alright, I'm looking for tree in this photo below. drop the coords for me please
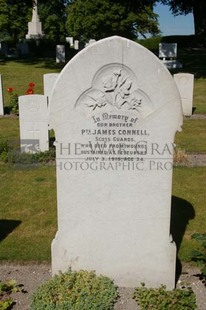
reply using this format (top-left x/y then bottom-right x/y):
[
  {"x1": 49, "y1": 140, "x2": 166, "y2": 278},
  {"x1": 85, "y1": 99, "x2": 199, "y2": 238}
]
[
  {"x1": 66, "y1": 0, "x2": 160, "y2": 42},
  {"x1": 0, "y1": 0, "x2": 69, "y2": 43},
  {"x1": 160, "y1": 0, "x2": 206, "y2": 39},
  {"x1": 0, "y1": 0, "x2": 33, "y2": 42},
  {"x1": 38, "y1": 0, "x2": 68, "y2": 43}
]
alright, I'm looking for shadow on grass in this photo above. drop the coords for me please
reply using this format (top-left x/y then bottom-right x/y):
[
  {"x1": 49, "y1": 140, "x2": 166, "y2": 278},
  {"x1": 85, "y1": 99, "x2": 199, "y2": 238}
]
[
  {"x1": 0, "y1": 219, "x2": 21, "y2": 242},
  {"x1": 0, "y1": 50, "x2": 78, "y2": 70},
  {"x1": 170, "y1": 196, "x2": 195, "y2": 282}
]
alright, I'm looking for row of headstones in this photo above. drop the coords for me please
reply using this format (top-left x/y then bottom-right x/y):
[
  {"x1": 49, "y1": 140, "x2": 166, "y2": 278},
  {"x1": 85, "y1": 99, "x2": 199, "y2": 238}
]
[
  {"x1": 0, "y1": 41, "x2": 30, "y2": 57},
  {"x1": 56, "y1": 39, "x2": 96, "y2": 63},
  {"x1": 0, "y1": 38, "x2": 95, "y2": 63}
]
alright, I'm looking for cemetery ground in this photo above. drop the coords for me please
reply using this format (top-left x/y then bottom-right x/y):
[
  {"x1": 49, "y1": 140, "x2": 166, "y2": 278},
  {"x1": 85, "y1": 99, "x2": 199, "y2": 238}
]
[{"x1": 0, "y1": 48, "x2": 206, "y2": 309}]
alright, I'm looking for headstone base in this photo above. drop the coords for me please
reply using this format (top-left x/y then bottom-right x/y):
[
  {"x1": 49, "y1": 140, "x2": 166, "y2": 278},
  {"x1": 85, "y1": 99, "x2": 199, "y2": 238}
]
[
  {"x1": 161, "y1": 60, "x2": 183, "y2": 69},
  {"x1": 52, "y1": 232, "x2": 176, "y2": 289}
]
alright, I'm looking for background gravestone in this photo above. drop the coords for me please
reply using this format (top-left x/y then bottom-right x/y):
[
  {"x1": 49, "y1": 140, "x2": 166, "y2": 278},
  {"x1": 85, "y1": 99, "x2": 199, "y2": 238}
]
[
  {"x1": 49, "y1": 36, "x2": 183, "y2": 289},
  {"x1": 66, "y1": 37, "x2": 74, "y2": 47},
  {"x1": 26, "y1": 0, "x2": 44, "y2": 39},
  {"x1": 56, "y1": 45, "x2": 65, "y2": 63},
  {"x1": 174, "y1": 73, "x2": 194, "y2": 116},
  {"x1": 159, "y1": 43, "x2": 177, "y2": 60},
  {"x1": 0, "y1": 75, "x2": 4, "y2": 115},
  {"x1": 85, "y1": 39, "x2": 96, "y2": 47},
  {"x1": 43, "y1": 73, "x2": 59, "y2": 100},
  {"x1": 19, "y1": 94, "x2": 49, "y2": 153},
  {"x1": 159, "y1": 43, "x2": 182, "y2": 69},
  {"x1": 74, "y1": 40, "x2": 79, "y2": 50}
]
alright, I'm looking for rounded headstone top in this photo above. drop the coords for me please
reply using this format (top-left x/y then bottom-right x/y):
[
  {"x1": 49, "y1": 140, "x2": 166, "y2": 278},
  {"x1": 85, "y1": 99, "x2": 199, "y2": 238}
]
[{"x1": 49, "y1": 36, "x2": 182, "y2": 133}]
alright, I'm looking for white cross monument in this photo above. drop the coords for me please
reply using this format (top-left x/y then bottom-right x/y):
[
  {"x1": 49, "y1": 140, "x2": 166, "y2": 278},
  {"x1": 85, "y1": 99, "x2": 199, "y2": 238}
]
[{"x1": 26, "y1": 0, "x2": 44, "y2": 40}]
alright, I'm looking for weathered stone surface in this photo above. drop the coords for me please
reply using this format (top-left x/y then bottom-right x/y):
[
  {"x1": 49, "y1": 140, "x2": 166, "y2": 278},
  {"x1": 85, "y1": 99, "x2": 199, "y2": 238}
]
[
  {"x1": 19, "y1": 94, "x2": 49, "y2": 153},
  {"x1": 43, "y1": 73, "x2": 59, "y2": 99},
  {"x1": 174, "y1": 73, "x2": 194, "y2": 116},
  {"x1": 49, "y1": 36, "x2": 183, "y2": 289},
  {"x1": 56, "y1": 45, "x2": 65, "y2": 63}
]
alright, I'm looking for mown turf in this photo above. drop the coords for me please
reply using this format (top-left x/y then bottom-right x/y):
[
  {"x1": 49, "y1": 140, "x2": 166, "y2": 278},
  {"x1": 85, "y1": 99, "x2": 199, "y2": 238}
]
[
  {"x1": 175, "y1": 119, "x2": 206, "y2": 153},
  {"x1": 0, "y1": 164, "x2": 57, "y2": 261},
  {"x1": 0, "y1": 58, "x2": 61, "y2": 107},
  {"x1": 172, "y1": 166, "x2": 206, "y2": 261},
  {"x1": 0, "y1": 164, "x2": 205, "y2": 262}
]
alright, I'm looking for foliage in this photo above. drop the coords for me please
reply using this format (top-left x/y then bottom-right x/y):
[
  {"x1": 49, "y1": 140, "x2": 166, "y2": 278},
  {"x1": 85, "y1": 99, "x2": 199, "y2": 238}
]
[
  {"x1": 30, "y1": 269, "x2": 118, "y2": 310},
  {"x1": 0, "y1": 0, "x2": 69, "y2": 44},
  {"x1": 0, "y1": 0, "x2": 33, "y2": 42},
  {"x1": 0, "y1": 143, "x2": 55, "y2": 165},
  {"x1": 160, "y1": 0, "x2": 206, "y2": 42},
  {"x1": 0, "y1": 134, "x2": 55, "y2": 164},
  {"x1": 7, "y1": 88, "x2": 18, "y2": 114},
  {"x1": 0, "y1": 59, "x2": 61, "y2": 107},
  {"x1": 38, "y1": 0, "x2": 68, "y2": 43},
  {"x1": 66, "y1": 0, "x2": 160, "y2": 42},
  {"x1": 0, "y1": 279, "x2": 23, "y2": 310},
  {"x1": 32, "y1": 149, "x2": 56, "y2": 163},
  {"x1": 133, "y1": 283, "x2": 197, "y2": 309},
  {"x1": 8, "y1": 149, "x2": 55, "y2": 165},
  {"x1": 0, "y1": 140, "x2": 9, "y2": 162},
  {"x1": 137, "y1": 35, "x2": 161, "y2": 51},
  {"x1": 7, "y1": 82, "x2": 35, "y2": 114},
  {"x1": 190, "y1": 233, "x2": 206, "y2": 282},
  {"x1": 161, "y1": 35, "x2": 198, "y2": 48}
]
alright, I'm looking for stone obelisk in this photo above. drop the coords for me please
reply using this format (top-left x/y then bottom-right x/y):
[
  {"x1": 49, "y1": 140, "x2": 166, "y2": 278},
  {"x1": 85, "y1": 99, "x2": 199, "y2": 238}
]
[{"x1": 26, "y1": 0, "x2": 44, "y2": 39}]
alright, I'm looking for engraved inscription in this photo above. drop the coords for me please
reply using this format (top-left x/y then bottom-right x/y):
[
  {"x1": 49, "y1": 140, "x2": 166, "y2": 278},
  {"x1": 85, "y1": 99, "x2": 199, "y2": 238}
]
[{"x1": 27, "y1": 101, "x2": 40, "y2": 112}]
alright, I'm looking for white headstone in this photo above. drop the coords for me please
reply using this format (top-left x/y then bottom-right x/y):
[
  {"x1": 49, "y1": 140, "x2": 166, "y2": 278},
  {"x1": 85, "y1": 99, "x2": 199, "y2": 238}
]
[
  {"x1": 159, "y1": 43, "x2": 182, "y2": 69},
  {"x1": 85, "y1": 39, "x2": 96, "y2": 48},
  {"x1": 74, "y1": 40, "x2": 79, "y2": 50},
  {"x1": 159, "y1": 43, "x2": 177, "y2": 59},
  {"x1": 0, "y1": 75, "x2": 4, "y2": 115},
  {"x1": 56, "y1": 45, "x2": 65, "y2": 63},
  {"x1": 43, "y1": 73, "x2": 59, "y2": 99},
  {"x1": 49, "y1": 36, "x2": 183, "y2": 289},
  {"x1": 19, "y1": 95, "x2": 49, "y2": 153},
  {"x1": 66, "y1": 37, "x2": 74, "y2": 46},
  {"x1": 174, "y1": 73, "x2": 194, "y2": 116}
]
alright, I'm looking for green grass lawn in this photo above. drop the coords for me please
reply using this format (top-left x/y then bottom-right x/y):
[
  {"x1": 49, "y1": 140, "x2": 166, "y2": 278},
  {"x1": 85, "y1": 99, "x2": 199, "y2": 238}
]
[
  {"x1": 0, "y1": 164, "x2": 57, "y2": 261},
  {"x1": 0, "y1": 163, "x2": 205, "y2": 263},
  {"x1": 175, "y1": 119, "x2": 206, "y2": 153},
  {"x1": 0, "y1": 117, "x2": 19, "y2": 141},
  {"x1": 193, "y1": 78, "x2": 206, "y2": 114},
  {"x1": 0, "y1": 58, "x2": 61, "y2": 107},
  {"x1": 172, "y1": 166, "x2": 206, "y2": 261}
]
